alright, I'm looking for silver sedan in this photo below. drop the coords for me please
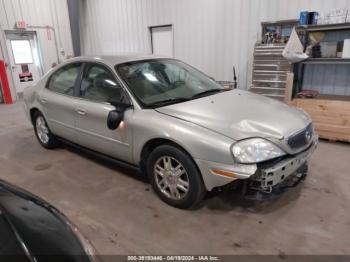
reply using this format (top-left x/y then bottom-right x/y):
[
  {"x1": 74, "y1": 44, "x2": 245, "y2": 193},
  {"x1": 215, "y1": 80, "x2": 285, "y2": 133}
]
[{"x1": 24, "y1": 55, "x2": 317, "y2": 209}]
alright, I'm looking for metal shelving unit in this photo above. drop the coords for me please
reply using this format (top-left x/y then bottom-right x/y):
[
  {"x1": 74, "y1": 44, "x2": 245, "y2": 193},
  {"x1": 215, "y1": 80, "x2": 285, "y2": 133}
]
[
  {"x1": 300, "y1": 58, "x2": 350, "y2": 64},
  {"x1": 292, "y1": 22, "x2": 350, "y2": 142},
  {"x1": 296, "y1": 23, "x2": 350, "y2": 96},
  {"x1": 297, "y1": 22, "x2": 350, "y2": 32}
]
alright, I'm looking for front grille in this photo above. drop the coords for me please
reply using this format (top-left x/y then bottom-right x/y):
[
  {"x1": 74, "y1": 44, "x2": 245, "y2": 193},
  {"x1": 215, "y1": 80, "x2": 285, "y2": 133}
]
[{"x1": 288, "y1": 123, "x2": 313, "y2": 150}]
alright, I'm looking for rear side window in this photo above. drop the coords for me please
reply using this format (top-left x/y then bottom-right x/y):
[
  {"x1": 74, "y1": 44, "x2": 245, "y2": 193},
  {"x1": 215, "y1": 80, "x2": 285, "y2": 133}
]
[{"x1": 47, "y1": 63, "x2": 81, "y2": 95}]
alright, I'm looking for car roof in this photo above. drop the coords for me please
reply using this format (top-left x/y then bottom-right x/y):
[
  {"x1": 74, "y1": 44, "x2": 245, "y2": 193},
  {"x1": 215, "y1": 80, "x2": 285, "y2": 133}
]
[{"x1": 67, "y1": 53, "x2": 170, "y2": 67}]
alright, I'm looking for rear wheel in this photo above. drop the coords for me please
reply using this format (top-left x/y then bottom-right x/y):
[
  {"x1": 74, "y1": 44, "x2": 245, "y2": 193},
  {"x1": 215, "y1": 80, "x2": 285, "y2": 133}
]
[
  {"x1": 33, "y1": 111, "x2": 59, "y2": 149},
  {"x1": 147, "y1": 145, "x2": 206, "y2": 209}
]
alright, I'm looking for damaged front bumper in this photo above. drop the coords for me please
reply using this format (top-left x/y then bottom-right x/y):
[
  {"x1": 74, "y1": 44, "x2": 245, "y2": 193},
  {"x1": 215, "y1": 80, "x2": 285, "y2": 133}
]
[
  {"x1": 251, "y1": 138, "x2": 317, "y2": 192},
  {"x1": 196, "y1": 136, "x2": 317, "y2": 192},
  {"x1": 244, "y1": 163, "x2": 309, "y2": 200}
]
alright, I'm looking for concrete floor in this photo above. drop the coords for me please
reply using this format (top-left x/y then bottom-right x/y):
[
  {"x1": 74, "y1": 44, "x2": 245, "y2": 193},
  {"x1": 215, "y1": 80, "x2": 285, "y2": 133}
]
[{"x1": 0, "y1": 102, "x2": 350, "y2": 255}]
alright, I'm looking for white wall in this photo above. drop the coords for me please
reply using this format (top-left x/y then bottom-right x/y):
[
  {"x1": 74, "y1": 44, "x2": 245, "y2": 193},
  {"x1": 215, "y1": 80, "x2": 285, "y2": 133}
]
[
  {"x1": 81, "y1": 0, "x2": 350, "y2": 89},
  {"x1": 0, "y1": 0, "x2": 73, "y2": 100}
]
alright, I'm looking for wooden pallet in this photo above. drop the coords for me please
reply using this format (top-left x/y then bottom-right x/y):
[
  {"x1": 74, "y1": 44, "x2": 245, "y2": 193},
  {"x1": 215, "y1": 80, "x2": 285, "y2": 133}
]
[{"x1": 290, "y1": 97, "x2": 350, "y2": 142}]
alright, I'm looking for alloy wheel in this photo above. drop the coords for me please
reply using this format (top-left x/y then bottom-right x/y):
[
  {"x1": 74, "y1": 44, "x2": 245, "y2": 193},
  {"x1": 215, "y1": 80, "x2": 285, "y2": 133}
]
[
  {"x1": 36, "y1": 116, "x2": 49, "y2": 144},
  {"x1": 154, "y1": 156, "x2": 190, "y2": 200}
]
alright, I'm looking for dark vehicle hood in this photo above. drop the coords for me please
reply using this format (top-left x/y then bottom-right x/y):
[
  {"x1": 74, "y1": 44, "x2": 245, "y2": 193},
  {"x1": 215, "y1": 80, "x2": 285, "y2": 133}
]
[
  {"x1": 156, "y1": 89, "x2": 311, "y2": 141},
  {"x1": 0, "y1": 179, "x2": 94, "y2": 262}
]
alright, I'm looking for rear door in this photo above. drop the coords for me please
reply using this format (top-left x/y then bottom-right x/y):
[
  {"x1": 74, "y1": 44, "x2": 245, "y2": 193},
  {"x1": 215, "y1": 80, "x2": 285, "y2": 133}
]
[
  {"x1": 39, "y1": 63, "x2": 83, "y2": 141},
  {"x1": 74, "y1": 62, "x2": 133, "y2": 163}
]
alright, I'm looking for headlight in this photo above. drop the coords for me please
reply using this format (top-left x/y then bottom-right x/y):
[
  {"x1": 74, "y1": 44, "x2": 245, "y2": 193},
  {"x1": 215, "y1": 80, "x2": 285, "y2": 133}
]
[{"x1": 232, "y1": 138, "x2": 286, "y2": 164}]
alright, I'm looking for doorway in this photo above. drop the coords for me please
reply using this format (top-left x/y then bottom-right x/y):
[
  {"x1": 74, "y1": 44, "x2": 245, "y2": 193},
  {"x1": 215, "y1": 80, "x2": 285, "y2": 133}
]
[
  {"x1": 150, "y1": 25, "x2": 174, "y2": 57},
  {"x1": 5, "y1": 31, "x2": 43, "y2": 94}
]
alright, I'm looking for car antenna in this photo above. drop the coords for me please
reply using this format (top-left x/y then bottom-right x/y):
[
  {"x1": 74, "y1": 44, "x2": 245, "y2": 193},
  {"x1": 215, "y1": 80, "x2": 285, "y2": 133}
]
[{"x1": 233, "y1": 66, "x2": 237, "y2": 89}]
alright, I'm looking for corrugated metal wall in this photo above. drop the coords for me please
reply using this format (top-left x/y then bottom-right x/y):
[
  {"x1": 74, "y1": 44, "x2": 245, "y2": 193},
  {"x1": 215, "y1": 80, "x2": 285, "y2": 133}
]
[
  {"x1": 81, "y1": 0, "x2": 350, "y2": 89},
  {"x1": 0, "y1": 0, "x2": 73, "y2": 99}
]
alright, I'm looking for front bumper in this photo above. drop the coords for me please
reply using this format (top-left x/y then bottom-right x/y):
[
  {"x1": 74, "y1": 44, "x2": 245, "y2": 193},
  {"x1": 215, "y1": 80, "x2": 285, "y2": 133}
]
[
  {"x1": 253, "y1": 137, "x2": 317, "y2": 189},
  {"x1": 195, "y1": 136, "x2": 318, "y2": 191}
]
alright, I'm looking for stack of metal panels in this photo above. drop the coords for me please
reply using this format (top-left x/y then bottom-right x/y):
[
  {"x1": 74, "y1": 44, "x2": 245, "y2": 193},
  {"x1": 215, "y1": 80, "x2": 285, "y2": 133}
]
[{"x1": 250, "y1": 43, "x2": 292, "y2": 100}]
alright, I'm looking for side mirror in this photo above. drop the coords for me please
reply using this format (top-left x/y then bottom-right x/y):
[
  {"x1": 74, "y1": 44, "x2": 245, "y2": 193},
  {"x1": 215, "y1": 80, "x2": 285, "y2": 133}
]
[
  {"x1": 107, "y1": 110, "x2": 123, "y2": 130},
  {"x1": 107, "y1": 103, "x2": 132, "y2": 130}
]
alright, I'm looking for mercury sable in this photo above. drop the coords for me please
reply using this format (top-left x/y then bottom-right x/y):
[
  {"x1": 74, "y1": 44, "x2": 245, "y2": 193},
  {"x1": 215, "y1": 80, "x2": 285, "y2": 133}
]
[{"x1": 23, "y1": 55, "x2": 318, "y2": 209}]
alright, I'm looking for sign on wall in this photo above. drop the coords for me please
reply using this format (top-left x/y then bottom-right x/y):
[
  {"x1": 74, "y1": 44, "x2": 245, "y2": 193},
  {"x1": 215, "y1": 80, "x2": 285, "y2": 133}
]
[{"x1": 15, "y1": 21, "x2": 27, "y2": 29}]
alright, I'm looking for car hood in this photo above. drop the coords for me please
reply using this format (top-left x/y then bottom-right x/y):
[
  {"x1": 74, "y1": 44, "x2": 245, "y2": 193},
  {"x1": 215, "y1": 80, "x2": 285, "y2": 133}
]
[{"x1": 156, "y1": 89, "x2": 311, "y2": 141}]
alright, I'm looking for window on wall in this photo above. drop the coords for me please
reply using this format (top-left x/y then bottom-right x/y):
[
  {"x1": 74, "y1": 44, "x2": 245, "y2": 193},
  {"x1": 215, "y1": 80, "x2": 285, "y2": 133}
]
[
  {"x1": 10, "y1": 40, "x2": 34, "y2": 64},
  {"x1": 47, "y1": 63, "x2": 82, "y2": 95}
]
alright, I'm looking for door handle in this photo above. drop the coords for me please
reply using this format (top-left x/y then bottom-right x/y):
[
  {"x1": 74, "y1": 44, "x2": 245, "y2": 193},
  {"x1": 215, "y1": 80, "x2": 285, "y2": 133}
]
[{"x1": 76, "y1": 108, "x2": 86, "y2": 115}]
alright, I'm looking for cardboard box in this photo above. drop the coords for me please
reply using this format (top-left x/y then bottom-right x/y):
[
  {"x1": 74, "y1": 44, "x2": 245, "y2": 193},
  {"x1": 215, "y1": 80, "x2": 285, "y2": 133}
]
[
  {"x1": 328, "y1": 15, "x2": 347, "y2": 24},
  {"x1": 342, "y1": 39, "x2": 350, "y2": 58},
  {"x1": 330, "y1": 8, "x2": 348, "y2": 16},
  {"x1": 320, "y1": 42, "x2": 337, "y2": 58},
  {"x1": 318, "y1": 8, "x2": 349, "y2": 24},
  {"x1": 346, "y1": 8, "x2": 350, "y2": 22}
]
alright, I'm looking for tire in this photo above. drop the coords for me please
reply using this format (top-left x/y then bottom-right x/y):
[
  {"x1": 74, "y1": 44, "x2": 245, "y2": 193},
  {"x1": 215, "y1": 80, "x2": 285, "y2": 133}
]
[
  {"x1": 33, "y1": 111, "x2": 59, "y2": 149},
  {"x1": 147, "y1": 144, "x2": 206, "y2": 209}
]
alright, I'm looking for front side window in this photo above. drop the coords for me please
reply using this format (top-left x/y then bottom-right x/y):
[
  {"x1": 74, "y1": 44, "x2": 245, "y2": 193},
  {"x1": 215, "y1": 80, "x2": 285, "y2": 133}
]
[
  {"x1": 116, "y1": 59, "x2": 225, "y2": 107},
  {"x1": 47, "y1": 63, "x2": 81, "y2": 95},
  {"x1": 80, "y1": 64, "x2": 126, "y2": 104}
]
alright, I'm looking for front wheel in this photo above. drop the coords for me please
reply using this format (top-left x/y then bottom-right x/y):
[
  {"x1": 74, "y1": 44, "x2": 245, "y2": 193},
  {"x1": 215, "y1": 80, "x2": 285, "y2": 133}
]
[
  {"x1": 147, "y1": 145, "x2": 206, "y2": 209},
  {"x1": 33, "y1": 111, "x2": 59, "y2": 149}
]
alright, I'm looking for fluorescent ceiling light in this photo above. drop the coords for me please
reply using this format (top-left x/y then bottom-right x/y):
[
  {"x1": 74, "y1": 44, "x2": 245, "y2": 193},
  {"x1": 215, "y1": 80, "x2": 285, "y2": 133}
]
[
  {"x1": 144, "y1": 73, "x2": 158, "y2": 82},
  {"x1": 105, "y1": 79, "x2": 117, "y2": 86}
]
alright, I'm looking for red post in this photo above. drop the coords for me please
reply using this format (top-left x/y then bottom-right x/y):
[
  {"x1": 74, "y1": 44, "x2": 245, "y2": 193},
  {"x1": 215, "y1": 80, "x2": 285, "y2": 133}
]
[{"x1": 0, "y1": 60, "x2": 13, "y2": 104}]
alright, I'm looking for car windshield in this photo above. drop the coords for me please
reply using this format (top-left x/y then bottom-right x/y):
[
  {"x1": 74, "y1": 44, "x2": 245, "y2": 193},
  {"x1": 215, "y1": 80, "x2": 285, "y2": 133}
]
[{"x1": 115, "y1": 59, "x2": 226, "y2": 107}]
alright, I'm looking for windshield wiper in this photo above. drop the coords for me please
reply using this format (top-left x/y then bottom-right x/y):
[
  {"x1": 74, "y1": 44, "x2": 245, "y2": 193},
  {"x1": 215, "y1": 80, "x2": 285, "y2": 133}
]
[
  {"x1": 190, "y1": 89, "x2": 225, "y2": 99},
  {"x1": 147, "y1": 97, "x2": 190, "y2": 107},
  {"x1": 147, "y1": 89, "x2": 225, "y2": 107}
]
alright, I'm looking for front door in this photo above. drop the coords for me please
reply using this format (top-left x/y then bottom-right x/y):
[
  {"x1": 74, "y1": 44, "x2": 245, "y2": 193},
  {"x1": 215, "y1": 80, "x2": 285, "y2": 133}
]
[
  {"x1": 5, "y1": 31, "x2": 42, "y2": 94},
  {"x1": 74, "y1": 63, "x2": 133, "y2": 163}
]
